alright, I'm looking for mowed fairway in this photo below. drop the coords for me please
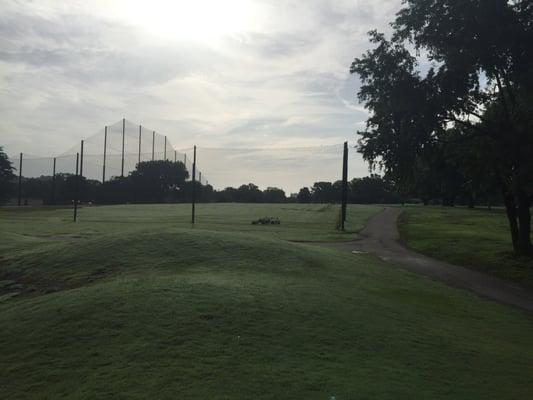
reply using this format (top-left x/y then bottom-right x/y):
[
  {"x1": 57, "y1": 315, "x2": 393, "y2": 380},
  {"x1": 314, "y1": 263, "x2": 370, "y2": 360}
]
[
  {"x1": 399, "y1": 206, "x2": 533, "y2": 289},
  {"x1": 1, "y1": 204, "x2": 533, "y2": 399}
]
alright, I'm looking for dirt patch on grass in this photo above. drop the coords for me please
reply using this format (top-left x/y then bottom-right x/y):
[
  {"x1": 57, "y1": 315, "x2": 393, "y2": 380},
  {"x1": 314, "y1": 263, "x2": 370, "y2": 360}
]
[{"x1": 0, "y1": 265, "x2": 117, "y2": 301}]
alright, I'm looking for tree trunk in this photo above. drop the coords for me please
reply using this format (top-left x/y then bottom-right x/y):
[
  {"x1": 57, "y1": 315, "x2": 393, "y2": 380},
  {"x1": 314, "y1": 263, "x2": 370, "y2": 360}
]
[
  {"x1": 517, "y1": 189, "x2": 532, "y2": 255},
  {"x1": 503, "y1": 189, "x2": 532, "y2": 255},
  {"x1": 503, "y1": 191, "x2": 520, "y2": 252}
]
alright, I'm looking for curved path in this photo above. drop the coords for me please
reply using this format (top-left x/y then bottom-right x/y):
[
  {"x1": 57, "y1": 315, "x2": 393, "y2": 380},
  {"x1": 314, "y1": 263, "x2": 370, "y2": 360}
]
[{"x1": 317, "y1": 207, "x2": 533, "y2": 313}]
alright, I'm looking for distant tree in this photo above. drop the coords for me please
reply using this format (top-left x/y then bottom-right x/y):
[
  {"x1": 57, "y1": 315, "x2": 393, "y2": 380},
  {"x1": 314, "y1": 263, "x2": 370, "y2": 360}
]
[
  {"x1": 311, "y1": 181, "x2": 336, "y2": 203},
  {"x1": 296, "y1": 187, "x2": 312, "y2": 203},
  {"x1": 0, "y1": 147, "x2": 16, "y2": 204},
  {"x1": 97, "y1": 176, "x2": 130, "y2": 204},
  {"x1": 217, "y1": 187, "x2": 239, "y2": 202},
  {"x1": 263, "y1": 187, "x2": 286, "y2": 203},
  {"x1": 129, "y1": 160, "x2": 188, "y2": 203},
  {"x1": 236, "y1": 183, "x2": 263, "y2": 203},
  {"x1": 350, "y1": 174, "x2": 401, "y2": 204}
]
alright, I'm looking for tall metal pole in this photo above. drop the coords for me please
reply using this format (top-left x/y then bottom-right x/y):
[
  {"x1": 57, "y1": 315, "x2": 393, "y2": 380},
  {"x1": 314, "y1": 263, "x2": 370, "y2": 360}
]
[
  {"x1": 74, "y1": 153, "x2": 79, "y2": 222},
  {"x1": 152, "y1": 131, "x2": 155, "y2": 161},
  {"x1": 174, "y1": 150, "x2": 177, "y2": 162},
  {"x1": 138, "y1": 125, "x2": 142, "y2": 165},
  {"x1": 80, "y1": 140, "x2": 84, "y2": 178},
  {"x1": 17, "y1": 153, "x2": 22, "y2": 206},
  {"x1": 121, "y1": 118, "x2": 125, "y2": 177},
  {"x1": 184, "y1": 153, "x2": 187, "y2": 166},
  {"x1": 51, "y1": 157, "x2": 56, "y2": 205},
  {"x1": 102, "y1": 126, "x2": 107, "y2": 183},
  {"x1": 341, "y1": 141, "x2": 349, "y2": 230},
  {"x1": 164, "y1": 136, "x2": 167, "y2": 160},
  {"x1": 191, "y1": 145, "x2": 196, "y2": 224}
]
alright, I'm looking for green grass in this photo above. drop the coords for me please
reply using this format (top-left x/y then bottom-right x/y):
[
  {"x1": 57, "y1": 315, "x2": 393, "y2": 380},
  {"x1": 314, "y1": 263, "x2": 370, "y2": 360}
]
[
  {"x1": 398, "y1": 206, "x2": 533, "y2": 289},
  {"x1": 1, "y1": 204, "x2": 533, "y2": 399},
  {"x1": 0, "y1": 203, "x2": 381, "y2": 252}
]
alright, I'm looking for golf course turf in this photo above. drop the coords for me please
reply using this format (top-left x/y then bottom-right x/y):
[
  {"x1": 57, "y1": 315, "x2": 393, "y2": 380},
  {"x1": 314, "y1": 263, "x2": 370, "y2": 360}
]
[
  {"x1": 399, "y1": 206, "x2": 533, "y2": 289},
  {"x1": 1, "y1": 204, "x2": 532, "y2": 399}
]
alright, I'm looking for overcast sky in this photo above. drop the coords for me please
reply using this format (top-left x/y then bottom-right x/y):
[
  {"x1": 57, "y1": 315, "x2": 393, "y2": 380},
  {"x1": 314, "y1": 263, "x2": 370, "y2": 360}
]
[{"x1": 0, "y1": 0, "x2": 401, "y2": 190}]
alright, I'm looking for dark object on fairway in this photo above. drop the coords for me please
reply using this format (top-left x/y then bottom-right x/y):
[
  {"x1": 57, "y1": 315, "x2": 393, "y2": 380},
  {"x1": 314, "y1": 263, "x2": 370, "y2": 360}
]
[{"x1": 252, "y1": 217, "x2": 280, "y2": 225}]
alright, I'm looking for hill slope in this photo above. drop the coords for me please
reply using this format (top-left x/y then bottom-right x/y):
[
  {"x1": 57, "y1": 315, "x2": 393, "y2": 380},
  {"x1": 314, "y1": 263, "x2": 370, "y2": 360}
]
[{"x1": 1, "y1": 226, "x2": 533, "y2": 399}]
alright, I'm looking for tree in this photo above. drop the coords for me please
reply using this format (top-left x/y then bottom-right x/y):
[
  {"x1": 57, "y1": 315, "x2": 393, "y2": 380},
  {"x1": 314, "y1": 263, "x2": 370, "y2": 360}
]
[
  {"x1": 129, "y1": 160, "x2": 188, "y2": 203},
  {"x1": 296, "y1": 187, "x2": 312, "y2": 203},
  {"x1": 350, "y1": 174, "x2": 401, "y2": 204},
  {"x1": 0, "y1": 147, "x2": 15, "y2": 204},
  {"x1": 235, "y1": 183, "x2": 263, "y2": 203},
  {"x1": 263, "y1": 187, "x2": 286, "y2": 203},
  {"x1": 351, "y1": 1, "x2": 533, "y2": 254},
  {"x1": 311, "y1": 181, "x2": 336, "y2": 203}
]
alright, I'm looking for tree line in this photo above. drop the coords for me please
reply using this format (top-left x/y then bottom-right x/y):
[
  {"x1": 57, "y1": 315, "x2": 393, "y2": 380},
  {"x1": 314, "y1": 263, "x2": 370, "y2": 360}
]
[
  {"x1": 1, "y1": 148, "x2": 406, "y2": 205},
  {"x1": 351, "y1": 0, "x2": 533, "y2": 254},
  {"x1": 1, "y1": 145, "x2": 508, "y2": 206}
]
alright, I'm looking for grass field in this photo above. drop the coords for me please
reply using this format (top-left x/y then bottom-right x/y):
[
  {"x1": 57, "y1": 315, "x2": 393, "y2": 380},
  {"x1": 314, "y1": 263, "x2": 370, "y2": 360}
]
[
  {"x1": 1, "y1": 203, "x2": 533, "y2": 399},
  {"x1": 398, "y1": 206, "x2": 533, "y2": 289}
]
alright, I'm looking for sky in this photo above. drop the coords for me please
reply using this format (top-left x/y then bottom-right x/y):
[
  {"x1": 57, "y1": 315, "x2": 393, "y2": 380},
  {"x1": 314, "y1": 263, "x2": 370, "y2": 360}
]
[{"x1": 0, "y1": 0, "x2": 401, "y2": 191}]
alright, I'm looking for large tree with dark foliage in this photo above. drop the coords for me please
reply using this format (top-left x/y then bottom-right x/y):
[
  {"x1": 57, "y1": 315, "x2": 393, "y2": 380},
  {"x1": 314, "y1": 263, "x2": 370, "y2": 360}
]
[
  {"x1": 0, "y1": 147, "x2": 15, "y2": 204},
  {"x1": 351, "y1": 0, "x2": 533, "y2": 254},
  {"x1": 129, "y1": 160, "x2": 188, "y2": 203},
  {"x1": 296, "y1": 187, "x2": 312, "y2": 203}
]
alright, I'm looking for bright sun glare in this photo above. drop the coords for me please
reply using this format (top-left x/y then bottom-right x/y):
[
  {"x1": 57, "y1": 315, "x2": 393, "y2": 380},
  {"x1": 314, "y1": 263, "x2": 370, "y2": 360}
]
[{"x1": 120, "y1": 0, "x2": 259, "y2": 42}]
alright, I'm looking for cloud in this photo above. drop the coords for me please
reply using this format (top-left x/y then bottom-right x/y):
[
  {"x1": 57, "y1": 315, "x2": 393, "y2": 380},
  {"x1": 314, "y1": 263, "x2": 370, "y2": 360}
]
[{"x1": 0, "y1": 0, "x2": 402, "y2": 189}]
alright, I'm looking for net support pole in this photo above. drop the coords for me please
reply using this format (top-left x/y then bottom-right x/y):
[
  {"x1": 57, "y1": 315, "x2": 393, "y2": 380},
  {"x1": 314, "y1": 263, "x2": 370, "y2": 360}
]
[
  {"x1": 80, "y1": 140, "x2": 84, "y2": 178},
  {"x1": 17, "y1": 152, "x2": 22, "y2": 206},
  {"x1": 80, "y1": 140, "x2": 84, "y2": 202},
  {"x1": 138, "y1": 125, "x2": 142, "y2": 165},
  {"x1": 121, "y1": 118, "x2": 125, "y2": 177},
  {"x1": 51, "y1": 157, "x2": 56, "y2": 205},
  {"x1": 102, "y1": 126, "x2": 107, "y2": 183},
  {"x1": 74, "y1": 153, "x2": 79, "y2": 222},
  {"x1": 174, "y1": 150, "x2": 177, "y2": 162},
  {"x1": 164, "y1": 136, "x2": 167, "y2": 160},
  {"x1": 191, "y1": 145, "x2": 196, "y2": 224},
  {"x1": 152, "y1": 131, "x2": 155, "y2": 161},
  {"x1": 341, "y1": 141, "x2": 349, "y2": 230}
]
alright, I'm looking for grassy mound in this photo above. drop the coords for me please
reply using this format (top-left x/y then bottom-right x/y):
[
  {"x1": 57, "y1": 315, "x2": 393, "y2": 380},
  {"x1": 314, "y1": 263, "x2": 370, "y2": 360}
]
[{"x1": 2, "y1": 228, "x2": 533, "y2": 399}]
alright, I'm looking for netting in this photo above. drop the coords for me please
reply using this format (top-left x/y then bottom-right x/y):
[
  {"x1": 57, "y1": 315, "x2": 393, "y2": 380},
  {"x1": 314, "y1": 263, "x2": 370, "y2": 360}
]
[
  {"x1": 8, "y1": 118, "x2": 367, "y2": 198},
  {"x1": 193, "y1": 145, "x2": 362, "y2": 193},
  {"x1": 10, "y1": 119, "x2": 208, "y2": 186}
]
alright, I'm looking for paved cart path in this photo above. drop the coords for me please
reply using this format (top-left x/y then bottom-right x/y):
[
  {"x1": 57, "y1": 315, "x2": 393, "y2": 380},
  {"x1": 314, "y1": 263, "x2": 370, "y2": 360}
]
[{"x1": 316, "y1": 207, "x2": 533, "y2": 313}]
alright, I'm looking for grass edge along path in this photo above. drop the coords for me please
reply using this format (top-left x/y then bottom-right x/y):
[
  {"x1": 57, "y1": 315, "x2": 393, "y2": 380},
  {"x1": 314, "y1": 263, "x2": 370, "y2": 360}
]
[{"x1": 398, "y1": 206, "x2": 533, "y2": 290}]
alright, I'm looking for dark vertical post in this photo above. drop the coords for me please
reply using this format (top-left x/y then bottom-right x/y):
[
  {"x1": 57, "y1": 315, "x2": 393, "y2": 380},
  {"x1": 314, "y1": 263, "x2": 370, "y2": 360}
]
[
  {"x1": 191, "y1": 145, "x2": 196, "y2": 224},
  {"x1": 199, "y1": 171, "x2": 202, "y2": 183},
  {"x1": 341, "y1": 141, "x2": 349, "y2": 230},
  {"x1": 138, "y1": 125, "x2": 142, "y2": 165},
  {"x1": 80, "y1": 140, "x2": 84, "y2": 178},
  {"x1": 102, "y1": 126, "x2": 107, "y2": 183},
  {"x1": 121, "y1": 118, "x2": 125, "y2": 177},
  {"x1": 152, "y1": 131, "x2": 155, "y2": 161},
  {"x1": 17, "y1": 153, "x2": 23, "y2": 206},
  {"x1": 79, "y1": 140, "x2": 84, "y2": 202},
  {"x1": 51, "y1": 157, "x2": 56, "y2": 205},
  {"x1": 164, "y1": 136, "x2": 167, "y2": 160},
  {"x1": 184, "y1": 153, "x2": 187, "y2": 165},
  {"x1": 174, "y1": 150, "x2": 177, "y2": 162},
  {"x1": 74, "y1": 153, "x2": 79, "y2": 222}
]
